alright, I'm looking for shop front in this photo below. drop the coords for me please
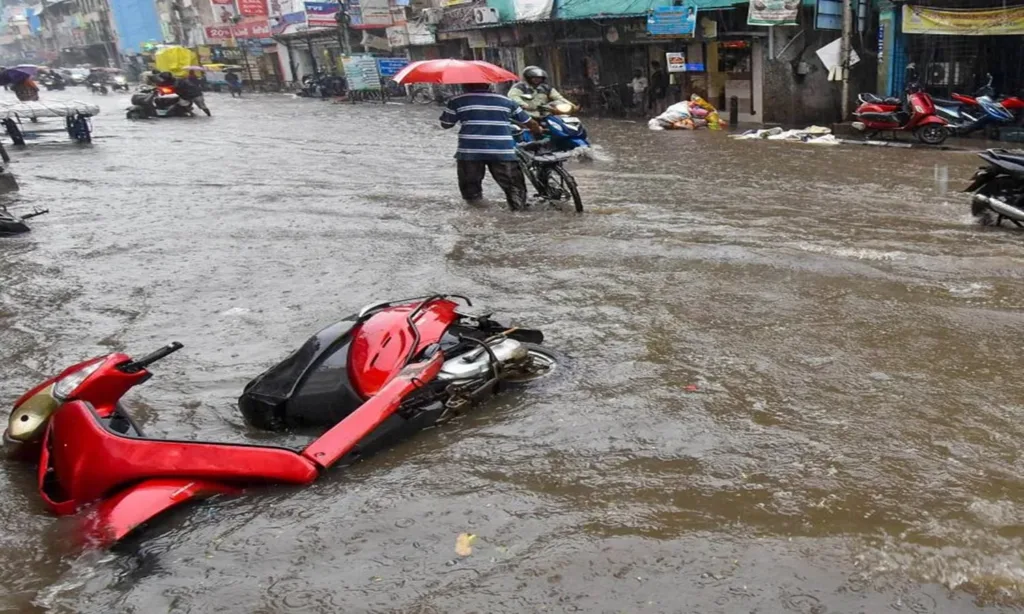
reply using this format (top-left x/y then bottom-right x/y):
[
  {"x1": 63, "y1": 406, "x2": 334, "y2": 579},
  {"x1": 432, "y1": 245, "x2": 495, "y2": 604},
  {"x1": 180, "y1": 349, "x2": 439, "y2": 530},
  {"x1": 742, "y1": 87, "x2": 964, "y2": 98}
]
[{"x1": 883, "y1": 3, "x2": 1024, "y2": 98}]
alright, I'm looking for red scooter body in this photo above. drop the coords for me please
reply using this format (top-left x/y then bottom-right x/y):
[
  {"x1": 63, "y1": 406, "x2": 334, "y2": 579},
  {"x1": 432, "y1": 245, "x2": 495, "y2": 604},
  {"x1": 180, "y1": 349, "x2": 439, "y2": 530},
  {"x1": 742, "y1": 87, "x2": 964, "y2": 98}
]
[
  {"x1": 853, "y1": 89, "x2": 948, "y2": 145},
  {"x1": 21, "y1": 295, "x2": 555, "y2": 547}
]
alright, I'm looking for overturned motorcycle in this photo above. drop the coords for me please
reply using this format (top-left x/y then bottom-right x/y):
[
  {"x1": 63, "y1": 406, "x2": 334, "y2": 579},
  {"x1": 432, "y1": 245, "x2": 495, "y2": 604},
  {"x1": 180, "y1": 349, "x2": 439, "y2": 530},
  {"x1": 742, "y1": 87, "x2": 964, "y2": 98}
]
[
  {"x1": 965, "y1": 148, "x2": 1024, "y2": 227},
  {"x1": 5, "y1": 295, "x2": 558, "y2": 547}
]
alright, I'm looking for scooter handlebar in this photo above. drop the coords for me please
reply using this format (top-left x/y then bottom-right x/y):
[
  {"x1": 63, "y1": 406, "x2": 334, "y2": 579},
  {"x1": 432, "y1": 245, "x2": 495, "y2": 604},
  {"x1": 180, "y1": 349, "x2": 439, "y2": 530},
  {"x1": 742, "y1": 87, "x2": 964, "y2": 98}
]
[{"x1": 119, "y1": 342, "x2": 183, "y2": 373}]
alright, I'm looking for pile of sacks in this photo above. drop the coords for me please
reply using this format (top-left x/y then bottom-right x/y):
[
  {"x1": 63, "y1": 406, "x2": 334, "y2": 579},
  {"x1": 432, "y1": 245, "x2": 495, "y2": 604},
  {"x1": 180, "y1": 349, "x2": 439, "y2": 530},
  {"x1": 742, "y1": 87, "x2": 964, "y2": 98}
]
[{"x1": 648, "y1": 95, "x2": 728, "y2": 131}]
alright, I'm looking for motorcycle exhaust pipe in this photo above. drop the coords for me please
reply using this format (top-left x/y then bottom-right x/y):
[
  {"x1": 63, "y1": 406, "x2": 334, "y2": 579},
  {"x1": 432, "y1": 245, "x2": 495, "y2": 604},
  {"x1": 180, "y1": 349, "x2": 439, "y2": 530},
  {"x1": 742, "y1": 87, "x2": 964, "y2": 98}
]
[{"x1": 973, "y1": 193, "x2": 1024, "y2": 221}]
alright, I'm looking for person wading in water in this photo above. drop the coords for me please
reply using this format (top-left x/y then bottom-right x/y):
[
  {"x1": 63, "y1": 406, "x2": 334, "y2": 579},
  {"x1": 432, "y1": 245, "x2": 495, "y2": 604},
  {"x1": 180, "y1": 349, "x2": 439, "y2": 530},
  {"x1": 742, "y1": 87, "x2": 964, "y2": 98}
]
[{"x1": 439, "y1": 82, "x2": 542, "y2": 210}]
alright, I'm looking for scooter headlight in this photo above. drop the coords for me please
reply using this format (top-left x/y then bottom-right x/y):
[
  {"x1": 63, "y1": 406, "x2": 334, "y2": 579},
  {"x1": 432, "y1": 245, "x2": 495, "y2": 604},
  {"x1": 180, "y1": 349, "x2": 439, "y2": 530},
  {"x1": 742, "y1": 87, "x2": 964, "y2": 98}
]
[
  {"x1": 7, "y1": 384, "x2": 60, "y2": 442},
  {"x1": 52, "y1": 361, "x2": 102, "y2": 401}
]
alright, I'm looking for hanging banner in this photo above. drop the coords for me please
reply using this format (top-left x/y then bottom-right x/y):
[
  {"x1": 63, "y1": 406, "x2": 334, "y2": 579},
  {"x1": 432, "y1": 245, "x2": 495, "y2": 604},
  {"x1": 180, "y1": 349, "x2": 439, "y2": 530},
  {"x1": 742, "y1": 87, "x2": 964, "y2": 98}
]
[
  {"x1": 406, "y1": 19, "x2": 435, "y2": 45},
  {"x1": 385, "y1": 24, "x2": 409, "y2": 47},
  {"x1": 901, "y1": 5, "x2": 1024, "y2": 35},
  {"x1": 748, "y1": 0, "x2": 799, "y2": 26},
  {"x1": 514, "y1": 0, "x2": 553, "y2": 21},
  {"x1": 647, "y1": 4, "x2": 698, "y2": 37},
  {"x1": 238, "y1": 0, "x2": 268, "y2": 17},
  {"x1": 272, "y1": 11, "x2": 306, "y2": 34},
  {"x1": 304, "y1": 1, "x2": 339, "y2": 27}
]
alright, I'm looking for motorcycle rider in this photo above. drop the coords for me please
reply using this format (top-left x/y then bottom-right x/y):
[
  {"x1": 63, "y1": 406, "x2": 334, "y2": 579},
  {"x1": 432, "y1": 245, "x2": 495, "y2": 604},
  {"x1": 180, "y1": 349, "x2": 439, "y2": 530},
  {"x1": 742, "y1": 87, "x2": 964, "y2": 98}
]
[
  {"x1": 507, "y1": 66, "x2": 573, "y2": 118},
  {"x1": 158, "y1": 71, "x2": 211, "y2": 116}
]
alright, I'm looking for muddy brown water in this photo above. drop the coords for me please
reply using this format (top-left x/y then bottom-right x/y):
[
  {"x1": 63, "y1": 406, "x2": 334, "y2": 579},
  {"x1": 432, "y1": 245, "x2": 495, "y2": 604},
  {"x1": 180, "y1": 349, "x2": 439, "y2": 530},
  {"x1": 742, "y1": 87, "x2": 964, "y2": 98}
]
[{"x1": 1, "y1": 91, "x2": 1022, "y2": 613}]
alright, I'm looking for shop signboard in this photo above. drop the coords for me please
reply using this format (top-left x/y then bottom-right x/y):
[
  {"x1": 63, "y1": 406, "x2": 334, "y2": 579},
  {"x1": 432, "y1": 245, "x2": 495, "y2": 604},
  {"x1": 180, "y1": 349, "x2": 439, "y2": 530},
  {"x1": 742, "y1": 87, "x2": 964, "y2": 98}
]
[
  {"x1": 377, "y1": 57, "x2": 409, "y2": 78},
  {"x1": 343, "y1": 54, "x2": 381, "y2": 90},
  {"x1": 514, "y1": 0, "x2": 553, "y2": 21},
  {"x1": 205, "y1": 26, "x2": 232, "y2": 40},
  {"x1": 305, "y1": 2, "x2": 340, "y2": 27},
  {"x1": 358, "y1": 0, "x2": 393, "y2": 27},
  {"x1": 647, "y1": 5, "x2": 698, "y2": 37},
  {"x1": 239, "y1": 0, "x2": 268, "y2": 17},
  {"x1": 232, "y1": 19, "x2": 271, "y2": 38},
  {"x1": 901, "y1": 4, "x2": 1024, "y2": 35},
  {"x1": 748, "y1": 0, "x2": 799, "y2": 27},
  {"x1": 666, "y1": 52, "x2": 686, "y2": 73}
]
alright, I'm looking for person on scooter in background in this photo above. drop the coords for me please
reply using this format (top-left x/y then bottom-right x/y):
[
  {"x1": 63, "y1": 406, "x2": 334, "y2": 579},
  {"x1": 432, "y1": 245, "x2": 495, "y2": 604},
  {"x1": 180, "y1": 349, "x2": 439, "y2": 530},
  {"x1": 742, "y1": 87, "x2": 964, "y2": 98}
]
[
  {"x1": 158, "y1": 71, "x2": 212, "y2": 116},
  {"x1": 439, "y1": 82, "x2": 543, "y2": 210},
  {"x1": 507, "y1": 66, "x2": 574, "y2": 119}
]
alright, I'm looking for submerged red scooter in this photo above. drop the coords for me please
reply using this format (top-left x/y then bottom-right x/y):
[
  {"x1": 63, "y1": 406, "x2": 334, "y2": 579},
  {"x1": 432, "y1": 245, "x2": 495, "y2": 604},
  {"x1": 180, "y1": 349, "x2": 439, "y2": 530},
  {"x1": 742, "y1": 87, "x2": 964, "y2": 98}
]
[
  {"x1": 7, "y1": 295, "x2": 557, "y2": 547},
  {"x1": 852, "y1": 63, "x2": 948, "y2": 145}
]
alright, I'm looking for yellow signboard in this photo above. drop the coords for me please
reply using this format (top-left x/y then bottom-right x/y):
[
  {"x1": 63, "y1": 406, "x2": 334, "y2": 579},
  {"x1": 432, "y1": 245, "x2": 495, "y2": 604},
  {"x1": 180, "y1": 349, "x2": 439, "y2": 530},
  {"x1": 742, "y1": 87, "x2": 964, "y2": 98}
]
[{"x1": 902, "y1": 4, "x2": 1024, "y2": 35}]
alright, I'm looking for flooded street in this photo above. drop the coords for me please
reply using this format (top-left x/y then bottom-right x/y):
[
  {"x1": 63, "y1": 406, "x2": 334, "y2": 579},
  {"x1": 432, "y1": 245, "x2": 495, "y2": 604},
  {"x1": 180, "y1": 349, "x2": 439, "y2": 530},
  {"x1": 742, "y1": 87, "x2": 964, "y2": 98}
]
[{"x1": 3, "y1": 89, "x2": 1024, "y2": 613}]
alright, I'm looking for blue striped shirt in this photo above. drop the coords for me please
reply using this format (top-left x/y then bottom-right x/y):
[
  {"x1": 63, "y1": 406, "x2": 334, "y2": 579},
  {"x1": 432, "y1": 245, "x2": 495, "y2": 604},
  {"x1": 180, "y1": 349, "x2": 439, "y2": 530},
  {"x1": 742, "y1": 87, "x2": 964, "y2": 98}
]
[{"x1": 440, "y1": 92, "x2": 531, "y2": 161}]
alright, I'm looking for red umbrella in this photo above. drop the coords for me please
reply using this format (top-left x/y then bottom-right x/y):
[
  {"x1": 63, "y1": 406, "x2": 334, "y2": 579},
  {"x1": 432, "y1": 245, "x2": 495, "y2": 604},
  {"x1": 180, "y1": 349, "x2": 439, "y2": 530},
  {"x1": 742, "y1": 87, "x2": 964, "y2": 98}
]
[{"x1": 393, "y1": 59, "x2": 519, "y2": 85}]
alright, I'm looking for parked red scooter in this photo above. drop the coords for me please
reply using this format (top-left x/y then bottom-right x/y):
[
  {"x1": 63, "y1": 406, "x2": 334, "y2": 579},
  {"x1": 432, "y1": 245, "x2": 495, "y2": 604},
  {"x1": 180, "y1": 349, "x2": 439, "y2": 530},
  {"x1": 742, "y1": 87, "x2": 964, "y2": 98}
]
[
  {"x1": 8, "y1": 295, "x2": 559, "y2": 547},
  {"x1": 852, "y1": 63, "x2": 948, "y2": 145}
]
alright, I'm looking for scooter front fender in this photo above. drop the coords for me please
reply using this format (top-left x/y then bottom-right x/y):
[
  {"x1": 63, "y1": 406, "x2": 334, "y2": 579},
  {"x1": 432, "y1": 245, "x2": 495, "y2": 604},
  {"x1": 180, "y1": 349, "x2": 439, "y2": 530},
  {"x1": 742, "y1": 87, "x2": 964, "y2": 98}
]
[{"x1": 79, "y1": 478, "x2": 239, "y2": 548}]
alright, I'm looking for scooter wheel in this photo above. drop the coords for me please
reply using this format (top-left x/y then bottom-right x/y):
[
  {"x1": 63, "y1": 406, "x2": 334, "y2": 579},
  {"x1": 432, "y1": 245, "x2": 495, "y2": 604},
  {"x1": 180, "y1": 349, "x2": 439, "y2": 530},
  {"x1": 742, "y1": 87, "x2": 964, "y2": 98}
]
[{"x1": 915, "y1": 124, "x2": 948, "y2": 145}]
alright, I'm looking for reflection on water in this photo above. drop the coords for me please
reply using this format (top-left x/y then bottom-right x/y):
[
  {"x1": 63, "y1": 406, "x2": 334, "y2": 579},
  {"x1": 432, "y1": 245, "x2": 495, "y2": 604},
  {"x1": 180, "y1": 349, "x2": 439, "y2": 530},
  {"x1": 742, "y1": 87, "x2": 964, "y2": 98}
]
[{"x1": 0, "y1": 91, "x2": 1021, "y2": 612}]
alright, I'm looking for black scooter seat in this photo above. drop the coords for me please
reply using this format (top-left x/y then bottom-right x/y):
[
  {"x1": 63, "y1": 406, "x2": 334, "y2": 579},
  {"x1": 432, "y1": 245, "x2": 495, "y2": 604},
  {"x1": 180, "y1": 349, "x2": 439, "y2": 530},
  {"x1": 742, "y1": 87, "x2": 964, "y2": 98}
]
[
  {"x1": 856, "y1": 111, "x2": 903, "y2": 124},
  {"x1": 933, "y1": 97, "x2": 964, "y2": 107},
  {"x1": 859, "y1": 93, "x2": 901, "y2": 106}
]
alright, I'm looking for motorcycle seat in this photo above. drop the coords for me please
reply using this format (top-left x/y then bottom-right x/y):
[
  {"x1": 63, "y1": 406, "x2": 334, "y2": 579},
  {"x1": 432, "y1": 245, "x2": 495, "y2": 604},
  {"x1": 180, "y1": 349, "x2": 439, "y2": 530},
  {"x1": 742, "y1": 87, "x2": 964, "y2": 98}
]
[
  {"x1": 933, "y1": 97, "x2": 963, "y2": 107},
  {"x1": 41, "y1": 400, "x2": 319, "y2": 513},
  {"x1": 986, "y1": 148, "x2": 1024, "y2": 164}
]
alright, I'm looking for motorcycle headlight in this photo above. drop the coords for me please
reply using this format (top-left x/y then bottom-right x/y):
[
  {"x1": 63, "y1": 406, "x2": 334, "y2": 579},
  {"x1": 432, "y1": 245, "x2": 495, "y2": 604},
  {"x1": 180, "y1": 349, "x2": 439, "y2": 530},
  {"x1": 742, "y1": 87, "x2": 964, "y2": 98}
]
[{"x1": 52, "y1": 361, "x2": 102, "y2": 401}]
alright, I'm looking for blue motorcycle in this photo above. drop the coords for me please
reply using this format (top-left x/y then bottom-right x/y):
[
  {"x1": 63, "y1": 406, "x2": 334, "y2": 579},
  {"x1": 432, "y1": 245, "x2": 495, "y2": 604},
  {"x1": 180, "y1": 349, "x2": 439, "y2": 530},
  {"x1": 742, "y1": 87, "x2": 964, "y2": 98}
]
[
  {"x1": 512, "y1": 101, "x2": 588, "y2": 213},
  {"x1": 933, "y1": 75, "x2": 1016, "y2": 137}
]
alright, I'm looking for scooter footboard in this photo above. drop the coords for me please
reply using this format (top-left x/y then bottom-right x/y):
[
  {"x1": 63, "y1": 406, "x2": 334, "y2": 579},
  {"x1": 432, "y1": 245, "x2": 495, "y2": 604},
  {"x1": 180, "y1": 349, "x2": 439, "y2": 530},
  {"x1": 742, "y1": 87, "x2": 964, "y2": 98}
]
[{"x1": 79, "y1": 478, "x2": 239, "y2": 548}]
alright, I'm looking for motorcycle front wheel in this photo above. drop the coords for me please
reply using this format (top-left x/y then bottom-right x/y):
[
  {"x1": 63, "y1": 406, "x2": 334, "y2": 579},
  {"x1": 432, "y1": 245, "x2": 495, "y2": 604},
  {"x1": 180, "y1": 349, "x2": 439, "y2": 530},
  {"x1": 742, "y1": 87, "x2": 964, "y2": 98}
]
[{"x1": 915, "y1": 124, "x2": 948, "y2": 145}]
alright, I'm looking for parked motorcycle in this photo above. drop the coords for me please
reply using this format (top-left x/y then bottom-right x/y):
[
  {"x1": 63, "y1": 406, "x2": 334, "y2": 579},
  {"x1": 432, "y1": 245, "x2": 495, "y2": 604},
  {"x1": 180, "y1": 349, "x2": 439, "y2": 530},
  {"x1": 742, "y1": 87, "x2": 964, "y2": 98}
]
[
  {"x1": 852, "y1": 63, "x2": 948, "y2": 145},
  {"x1": 126, "y1": 85, "x2": 194, "y2": 119},
  {"x1": 964, "y1": 148, "x2": 1024, "y2": 227},
  {"x1": 931, "y1": 74, "x2": 1016, "y2": 137},
  {"x1": 6, "y1": 295, "x2": 559, "y2": 547}
]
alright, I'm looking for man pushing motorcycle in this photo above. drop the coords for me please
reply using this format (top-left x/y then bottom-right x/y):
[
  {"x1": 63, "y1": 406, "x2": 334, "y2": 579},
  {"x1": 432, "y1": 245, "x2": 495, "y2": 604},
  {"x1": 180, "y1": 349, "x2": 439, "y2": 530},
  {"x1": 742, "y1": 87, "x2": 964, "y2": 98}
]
[
  {"x1": 440, "y1": 83, "x2": 542, "y2": 210},
  {"x1": 507, "y1": 66, "x2": 575, "y2": 119}
]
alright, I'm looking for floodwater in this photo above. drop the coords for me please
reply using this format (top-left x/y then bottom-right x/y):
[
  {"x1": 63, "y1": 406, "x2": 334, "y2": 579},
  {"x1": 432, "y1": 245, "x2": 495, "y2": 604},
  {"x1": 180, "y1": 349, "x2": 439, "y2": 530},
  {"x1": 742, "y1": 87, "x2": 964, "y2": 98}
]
[{"x1": 1, "y1": 89, "x2": 1022, "y2": 613}]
